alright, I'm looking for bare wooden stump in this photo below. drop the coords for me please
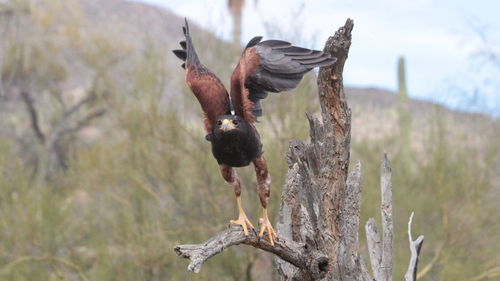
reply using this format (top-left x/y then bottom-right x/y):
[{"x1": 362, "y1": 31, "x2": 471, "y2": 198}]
[{"x1": 174, "y1": 19, "x2": 424, "y2": 281}]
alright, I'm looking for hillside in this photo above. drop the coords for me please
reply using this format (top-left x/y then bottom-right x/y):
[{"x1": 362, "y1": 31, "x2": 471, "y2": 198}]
[{"x1": 2, "y1": 0, "x2": 496, "y2": 143}]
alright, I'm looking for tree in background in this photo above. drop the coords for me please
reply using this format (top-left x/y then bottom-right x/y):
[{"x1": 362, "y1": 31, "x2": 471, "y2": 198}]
[
  {"x1": 396, "y1": 56, "x2": 412, "y2": 170},
  {"x1": 227, "y1": 0, "x2": 258, "y2": 45},
  {"x1": 227, "y1": 0, "x2": 244, "y2": 45}
]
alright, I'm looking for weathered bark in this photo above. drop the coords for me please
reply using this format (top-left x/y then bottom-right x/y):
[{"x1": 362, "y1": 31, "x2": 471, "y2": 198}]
[
  {"x1": 275, "y1": 18, "x2": 365, "y2": 281},
  {"x1": 365, "y1": 154, "x2": 394, "y2": 281},
  {"x1": 174, "y1": 19, "x2": 425, "y2": 281},
  {"x1": 380, "y1": 155, "x2": 394, "y2": 281}
]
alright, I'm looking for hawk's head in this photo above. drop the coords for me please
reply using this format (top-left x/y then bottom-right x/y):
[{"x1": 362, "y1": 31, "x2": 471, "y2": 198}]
[{"x1": 214, "y1": 115, "x2": 245, "y2": 133}]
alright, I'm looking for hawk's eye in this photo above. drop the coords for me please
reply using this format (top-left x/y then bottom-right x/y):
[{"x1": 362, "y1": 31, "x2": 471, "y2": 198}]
[
  {"x1": 232, "y1": 120, "x2": 239, "y2": 125},
  {"x1": 217, "y1": 120, "x2": 223, "y2": 126}
]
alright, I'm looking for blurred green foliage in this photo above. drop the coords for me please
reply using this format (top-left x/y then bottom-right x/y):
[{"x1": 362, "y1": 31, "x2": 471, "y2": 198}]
[{"x1": 0, "y1": 1, "x2": 499, "y2": 281}]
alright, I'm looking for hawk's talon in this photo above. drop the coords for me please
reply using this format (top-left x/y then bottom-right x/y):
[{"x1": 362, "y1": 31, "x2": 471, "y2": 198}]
[
  {"x1": 230, "y1": 213, "x2": 254, "y2": 236},
  {"x1": 230, "y1": 196, "x2": 254, "y2": 236},
  {"x1": 258, "y1": 208, "x2": 278, "y2": 246}
]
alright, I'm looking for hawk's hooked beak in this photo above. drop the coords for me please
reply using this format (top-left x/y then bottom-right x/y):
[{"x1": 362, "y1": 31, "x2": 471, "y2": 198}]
[{"x1": 220, "y1": 119, "x2": 235, "y2": 132}]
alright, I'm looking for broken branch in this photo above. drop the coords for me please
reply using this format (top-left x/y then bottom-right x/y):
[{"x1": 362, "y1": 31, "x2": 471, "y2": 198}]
[
  {"x1": 20, "y1": 91, "x2": 46, "y2": 143},
  {"x1": 404, "y1": 212, "x2": 425, "y2": 281},
  {"x1": 174, "y1": 225, "x2": 326, "y2": 276}
]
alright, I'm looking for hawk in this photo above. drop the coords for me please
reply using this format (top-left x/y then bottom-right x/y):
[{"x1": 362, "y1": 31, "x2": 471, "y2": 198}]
[{"x1": 173, "y1": 19, "x2": 335, "y2": 245}]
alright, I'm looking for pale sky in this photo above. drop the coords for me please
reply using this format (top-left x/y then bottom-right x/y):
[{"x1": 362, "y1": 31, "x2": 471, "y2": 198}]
[{"x1": 138, "y1": 0, "x2": 500, "y2": 116}]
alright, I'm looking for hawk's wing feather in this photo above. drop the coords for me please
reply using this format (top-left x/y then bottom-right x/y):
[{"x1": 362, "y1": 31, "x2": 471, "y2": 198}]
[
  {"x1": 172, "y1": 19, "x2": 229, "y2": 132},
  {"x1": 230, "y1": 38, "x2": 336, "y2": 122}
]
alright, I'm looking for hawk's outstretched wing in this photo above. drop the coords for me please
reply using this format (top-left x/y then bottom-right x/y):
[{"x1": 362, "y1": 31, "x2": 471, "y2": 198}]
[
  {"x1": 230, "y1": 37, "x2": 336, "y2": 123},
  {"x1": 173, "y1": 19, "x2": 229, "y2": 132}
]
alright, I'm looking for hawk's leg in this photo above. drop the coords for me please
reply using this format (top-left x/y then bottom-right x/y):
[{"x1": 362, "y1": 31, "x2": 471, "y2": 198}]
[
  {"x1": 220, "y1": 164, "x2": 254, "y2": 236},
  {"x1": 253, "y1": 156, "x2": 278, "y2": 246}
]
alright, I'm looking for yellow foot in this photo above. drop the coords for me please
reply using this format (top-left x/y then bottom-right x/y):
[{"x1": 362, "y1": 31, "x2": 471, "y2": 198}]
[
  {"x1": 258, "y1": 208, "x2": 278, "y2": 246},
  {"x1": 230, "y1": 196, "x2": 254, "y2": 236},
  {"x1": 230, "y1": 213, "x2": 254, "y2": 236}
]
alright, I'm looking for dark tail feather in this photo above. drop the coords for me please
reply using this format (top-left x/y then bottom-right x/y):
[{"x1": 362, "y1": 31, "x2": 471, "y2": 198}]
[
  {"x1": 172, "y1": 49, "x2": 187, "y2": 61},
  {"x1": 183, "y1": 18, "x2": 200, "y2": 66}
]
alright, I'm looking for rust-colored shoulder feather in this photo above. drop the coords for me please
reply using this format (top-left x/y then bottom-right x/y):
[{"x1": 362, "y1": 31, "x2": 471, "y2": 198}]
[
  {"x1": 230, "y1": 48, "x2": 261, "y2": 124},
  {"x1": 186, "y1": 65, "x2": 229, "y2": 132}
]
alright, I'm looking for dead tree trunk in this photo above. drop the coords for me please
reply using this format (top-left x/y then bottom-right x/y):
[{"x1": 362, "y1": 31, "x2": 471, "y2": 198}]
[{"x1": 174, "y1": 19, "x2": 424, "y2": 281}]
